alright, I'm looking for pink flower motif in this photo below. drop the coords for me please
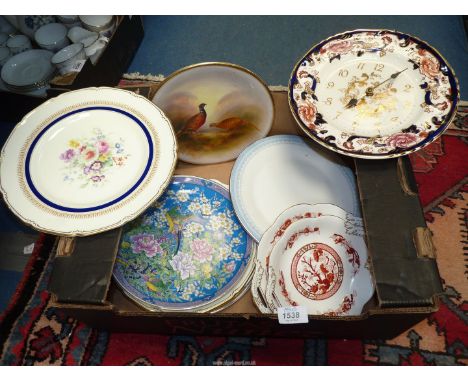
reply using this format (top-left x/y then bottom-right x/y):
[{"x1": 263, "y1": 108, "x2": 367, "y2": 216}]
[
  {"x1": 224, "y1": 261, "x2": 236, "y2": 273},
  {"x1": 60, "y1": 149, "x2": 75, "y2": 162},
  {"x1": 90, "y1": 161, "x2": 103, "y2": 172},
  {"x1": 91, "y1": 175, "x2": 105, "y2": 182},
  {"x1": 322, "y1": 40, "x2": 353, "y2": 54},
  {"x1": 96, "y1": 140, "x2": 109, "y2": 154},
  {"x1": 419, "y1": 53, "x2": 440, "y2": 79},
  {"x1": 130, "y1": 233, "x2": 163, "y2": 258},
  {"x1": 386, "y1": 133, "x2": 419, "y2": 149},
  {"x1": 382, "y1": 35, "x2": 392, "y2": 45},
  {"x1": 190, "y1": 239, "x2": 213, "y2": 263},
  {"x1": 298, "y1": 102, "x2": 317, "y2": 125},
  {"x1": 169, "y1": 252, "x2": 196, "y2": 280}
]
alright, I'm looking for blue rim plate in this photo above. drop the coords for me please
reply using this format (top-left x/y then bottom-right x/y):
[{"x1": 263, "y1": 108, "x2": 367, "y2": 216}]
[
  {"x1": 113, "y1": 175, "x2": 255, "y2": 312},
  {"x1": 230, "y1": 135, "x2": 361, "y2": 242},
  {"x1": 0, "y1": 87, "x2": 177, "y2": 236}
]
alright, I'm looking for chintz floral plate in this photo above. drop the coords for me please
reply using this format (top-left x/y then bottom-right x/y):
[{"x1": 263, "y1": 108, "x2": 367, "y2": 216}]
[
  {"x1": 152, "y1": 62, "x2": 274, "y2": 165},
  {"x1": 113, "y1": 176, "x2": 255, "y2": 312},
  {"x1": 266, "y1": 216, "x2": 374, "y2": 315},
  {"x1": 230, "y1": 135, "x2": 360, "y2": 242},
  {"x1": 0, "y1": 87, "x2": 178, "y2": 236},
  {"x1": 289, "y1": 29, "x2": 459, "y2": 159}
]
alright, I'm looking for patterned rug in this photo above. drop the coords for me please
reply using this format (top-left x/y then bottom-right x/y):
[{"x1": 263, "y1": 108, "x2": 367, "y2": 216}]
[{"x1": 0, "y1": 83, "x2": 466, "y2": 365}]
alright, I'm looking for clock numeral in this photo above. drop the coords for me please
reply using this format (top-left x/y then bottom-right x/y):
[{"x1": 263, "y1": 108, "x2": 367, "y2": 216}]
[
  {"x1": 327, "y1": 81, "x2": 334, "y2": 88},
  {"x1": 325, "y1": 97, "x2": 333, "y2": 105},
  {"x1": 357, "y1": 63, "x2": 365, "y2": 70},
  {"x1": 404, "y1": 84, "x2": 413, "y2": 92},
  {"x1": 333, "y1": 111, "x2": 342, "y2": 120},
  {"x1": 338, "y1": 69, "x2": 349, "y2": 77},
  {"x1": 374, "y1": 63, "x2": 384, "y2": 72}
]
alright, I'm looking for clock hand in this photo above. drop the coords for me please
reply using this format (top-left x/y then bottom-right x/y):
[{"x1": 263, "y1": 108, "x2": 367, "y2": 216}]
[
  {"x1": 345, "y1": 68, "x2": 408, "y2": 109},
  {"x1": 365, "y1": 68, "x2": 408, "y2": 96}
]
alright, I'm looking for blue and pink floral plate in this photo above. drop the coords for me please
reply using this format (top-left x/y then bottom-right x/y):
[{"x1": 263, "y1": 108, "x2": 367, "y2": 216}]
[
  {"x1": 113, "y1": 175, "x2": 256, "y2": 312},
  {"x1": 289, "y1": 29, "x2": 459, "y2": 159}
]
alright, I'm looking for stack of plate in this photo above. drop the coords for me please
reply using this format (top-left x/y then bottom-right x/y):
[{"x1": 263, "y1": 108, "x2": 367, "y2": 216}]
[
  {"x1": 251, "y1": 203, "x2": 374, "y2": 315},
  {"x1": 113, "y1": 175, "x2": 256, "y2": 313},
  {"x1": 229, "y1": 134, "x2": 374, "y2": 315},
  {"x1": 1, "y1": 49, "x2": 55, "y2": 93}
]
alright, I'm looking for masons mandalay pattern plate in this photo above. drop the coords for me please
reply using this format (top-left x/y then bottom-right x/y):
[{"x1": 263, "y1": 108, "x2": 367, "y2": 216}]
[{"x1": 289, "y1": 29, "x2": 459, "y2": 159}]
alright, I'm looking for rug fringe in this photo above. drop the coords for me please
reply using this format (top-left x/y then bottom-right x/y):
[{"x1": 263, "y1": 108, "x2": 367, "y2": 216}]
[
  {"x1": 123, "y1": 73, "x2": 289, "y2": 92},
  {"x1": 123, "y1": 72, "x2": 165, "y2": 82}
]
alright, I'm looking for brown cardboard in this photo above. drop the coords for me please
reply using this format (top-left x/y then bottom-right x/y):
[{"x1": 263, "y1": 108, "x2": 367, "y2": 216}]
[
  {"x1": 0, "y1": 16, "x2": 144, "y2": 122},
  {"x1": 48, "y1": 91, "x2": 443, "y2": 338}
]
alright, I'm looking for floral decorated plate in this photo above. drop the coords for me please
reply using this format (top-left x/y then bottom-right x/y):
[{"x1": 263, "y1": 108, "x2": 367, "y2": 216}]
[
  {"x1": 266, "y1": 215, "x2": 374, "y2": 315},
  {"x1": 152, "y1": 62, "x2": 274, "y2": 164},
  {"x1": 289, "y1": 29, "x2": 459, "y2": 159},
  {"x1": 230, "y1": 135, "x2": 360, "y2": 242},
  {"x1": 0, "y1": 87, "x2": 177, "y2": 236},
  {"x1": 113, "y1": 175, "x2": 255, "y2": 312},
  {"x1": 251, "y1": 203, "x2": 363, "y2": 313}
]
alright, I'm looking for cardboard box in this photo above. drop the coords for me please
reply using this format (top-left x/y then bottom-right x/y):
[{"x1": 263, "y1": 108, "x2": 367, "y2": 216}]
[
  {"x1": 0, "y1": 16, "x2": 144, "y2": 122},
  {"x1": 48, "y1": 91, "x2": 443, "y2": 338}
]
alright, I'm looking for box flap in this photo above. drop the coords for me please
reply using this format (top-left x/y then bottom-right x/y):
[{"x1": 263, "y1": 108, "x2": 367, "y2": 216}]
[
  {"x1": 355, "y1": 156, "x2": 443, "y2": 307},
  {"x1": 48, "y1": 229, "x2": 121, "y2": 304}
]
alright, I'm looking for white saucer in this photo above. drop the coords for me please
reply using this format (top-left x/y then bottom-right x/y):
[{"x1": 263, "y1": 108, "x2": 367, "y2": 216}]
[{"x1": 1, "y1": 49, "x2": 54, "y2": 89}]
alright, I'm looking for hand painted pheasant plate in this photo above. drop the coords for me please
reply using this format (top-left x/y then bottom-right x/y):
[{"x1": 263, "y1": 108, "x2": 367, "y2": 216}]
[
  {"x1": 113, "y1": 175, "x2": 255, "y2": 312},
  {"x1": 266, "y1": 215, "x2": 374, "y2": 316},
  {"x1": 152, "y1": 62, "x2": 274, "y2": 164},
  {"x1": 0, "y1": 87, "x2": 177, "y2": 236},
  {"x1": 289, "y1": 29, "x2": 459, "y2": 159}
]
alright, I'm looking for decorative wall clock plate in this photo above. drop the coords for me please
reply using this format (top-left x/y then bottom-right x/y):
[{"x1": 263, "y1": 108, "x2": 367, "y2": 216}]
[
  {"x1": 265, "y1": 215, "x2": 374, "y2": 316},
  {"x1": 230, "y1": 135, "x2": 360, "y2": 242},
  {"x1": 0, "y1": 87, "x2": 178, "y2": 236},
  {"x1": 113, "y1": 176, "x2": 255, "y2": 313},
  {"x1": 152, "y1": 62, "x2": 274, "y2": 164},
  {"x1": 289, "y1": 29, "x2": 459, "y2": 159}
]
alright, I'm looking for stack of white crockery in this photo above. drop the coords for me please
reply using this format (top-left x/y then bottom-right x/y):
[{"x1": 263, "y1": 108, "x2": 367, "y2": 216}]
[{"x1": 251, "y1": 203, "x2": 374, "y2": 316}]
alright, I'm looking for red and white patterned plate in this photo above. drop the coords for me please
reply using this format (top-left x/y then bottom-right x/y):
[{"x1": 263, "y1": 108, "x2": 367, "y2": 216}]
[{"x1": 265, "y1": 215, "x2": 374, "y2": 316}]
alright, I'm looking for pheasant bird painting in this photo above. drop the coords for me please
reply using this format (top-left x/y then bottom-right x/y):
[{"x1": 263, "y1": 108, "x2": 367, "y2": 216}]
[
  {"x1": 210, "y1": 117, "x2": 259, "y2": 131},
  {"x1": 177, "y1": 103, "x2": 207, "y2": 136}
]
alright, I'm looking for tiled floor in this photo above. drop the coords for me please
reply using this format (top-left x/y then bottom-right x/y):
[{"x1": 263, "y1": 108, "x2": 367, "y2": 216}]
[{"x1": 0, "y1": 15, "x2": 466, "y2": 312}]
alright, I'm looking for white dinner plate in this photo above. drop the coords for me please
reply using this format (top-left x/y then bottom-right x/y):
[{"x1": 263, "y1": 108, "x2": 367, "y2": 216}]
[
  {"x1": 0, "y1": 87, "x2": 178, "y2": 236},
  {"x1": 230, "y1": 135, "x2": 361, "y2": 242}
]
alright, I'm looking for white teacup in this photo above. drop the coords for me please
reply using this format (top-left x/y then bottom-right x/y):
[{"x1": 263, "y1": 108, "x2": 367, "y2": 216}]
[
  {"x1": 57, "y1": 16, "x2": 82, "y2": 29},
  {"x1": 67, "y1": 26, "x2": 96, "y2": 44},
  {"x1": 79, "y1": 16, "x2": 115, "y2": 37},
  {"x1": 81, "y1": 34, "x2": 108, "y2": 64},
  {"x1": 6, "y1": 35, "x2": 32, "y2": 55},
  {"x1": 0, "y1": 46, "x2": 11, "y2": 66},
  {"x1": 34, "y1": 23, "x2": 69, "y2": 52},
  {"x1": 51, "y1": 43, "x2": 86, "y2": 75}
]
